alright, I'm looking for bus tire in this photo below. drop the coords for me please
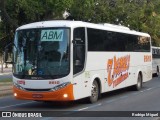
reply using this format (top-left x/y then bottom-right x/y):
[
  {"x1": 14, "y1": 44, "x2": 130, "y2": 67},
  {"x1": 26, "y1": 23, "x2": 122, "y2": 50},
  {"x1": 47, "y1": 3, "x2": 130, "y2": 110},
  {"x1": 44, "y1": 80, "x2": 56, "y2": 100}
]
[
  {"x1": 156, "y1": 66, "x2": 159, "y2": 77},
  {"x1": 88, "y1": 80, "x2": 99, "y2": 103},
  {"x1": 134, "y1": 73, "x2": 142, "y2": 91}
]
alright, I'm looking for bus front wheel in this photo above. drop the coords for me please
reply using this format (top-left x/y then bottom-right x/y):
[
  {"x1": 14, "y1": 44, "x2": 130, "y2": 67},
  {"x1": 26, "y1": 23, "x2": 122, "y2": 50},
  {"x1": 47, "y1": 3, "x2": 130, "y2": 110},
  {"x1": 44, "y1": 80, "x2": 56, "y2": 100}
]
[{"x1": 89, "y1": 80, "x2": 99, "y2": 103}]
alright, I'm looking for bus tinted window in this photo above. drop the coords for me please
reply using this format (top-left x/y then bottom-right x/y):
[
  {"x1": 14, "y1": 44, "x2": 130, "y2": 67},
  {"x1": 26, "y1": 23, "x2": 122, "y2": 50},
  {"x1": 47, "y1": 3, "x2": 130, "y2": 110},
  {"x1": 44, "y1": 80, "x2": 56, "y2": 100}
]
[
  {"x1": 152, "y1": 48, "x2": 160, "y2": 58},
  {"x1": 87, "y1": 28, "x2": 150, "y2": 52},
  {"x1": 73, "y1": 27, "x2": 86, "y2": 75},
  {"x1": 87, "y1": 28, "x2": 105, "y2": 51}
]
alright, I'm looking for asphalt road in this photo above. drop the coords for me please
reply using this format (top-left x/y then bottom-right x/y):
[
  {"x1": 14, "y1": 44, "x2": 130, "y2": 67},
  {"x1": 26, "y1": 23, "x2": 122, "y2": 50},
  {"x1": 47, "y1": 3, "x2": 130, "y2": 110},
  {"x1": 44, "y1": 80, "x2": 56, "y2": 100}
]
[
  {"x1": 0, "y1": 76, "x2": 160, "y2": 120},
  {"x1": 0, "y1": 74, "x2": 12, "y2": 80}
]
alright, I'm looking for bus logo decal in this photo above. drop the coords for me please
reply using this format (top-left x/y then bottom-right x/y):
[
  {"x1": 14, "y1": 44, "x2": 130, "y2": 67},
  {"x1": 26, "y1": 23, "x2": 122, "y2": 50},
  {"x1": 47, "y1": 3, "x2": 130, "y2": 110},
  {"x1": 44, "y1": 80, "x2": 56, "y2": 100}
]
[
  {"x1": 107, "y1": 55, "x2": 130, "y2": 88},
  {"x1": 144, "y1": 55, "x2": 151, "y2": 62},
  {"x1": 17, "y1": 80, "x2": 25, "y2": 85}
]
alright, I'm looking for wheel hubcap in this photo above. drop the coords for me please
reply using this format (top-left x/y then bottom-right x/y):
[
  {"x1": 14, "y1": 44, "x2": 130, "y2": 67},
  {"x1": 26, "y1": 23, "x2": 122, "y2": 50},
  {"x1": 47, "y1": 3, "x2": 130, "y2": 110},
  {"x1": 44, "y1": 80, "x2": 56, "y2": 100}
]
[{"x1": 91, "y1": 84, "x2": 98, "y2": 98}]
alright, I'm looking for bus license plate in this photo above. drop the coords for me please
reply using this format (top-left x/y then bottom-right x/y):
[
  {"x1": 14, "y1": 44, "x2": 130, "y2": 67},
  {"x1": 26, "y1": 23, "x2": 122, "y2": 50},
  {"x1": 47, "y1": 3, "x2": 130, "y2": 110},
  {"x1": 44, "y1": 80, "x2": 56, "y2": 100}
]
[{"x1": 32, "y1": 94, "x2": 43, "y2": 98}]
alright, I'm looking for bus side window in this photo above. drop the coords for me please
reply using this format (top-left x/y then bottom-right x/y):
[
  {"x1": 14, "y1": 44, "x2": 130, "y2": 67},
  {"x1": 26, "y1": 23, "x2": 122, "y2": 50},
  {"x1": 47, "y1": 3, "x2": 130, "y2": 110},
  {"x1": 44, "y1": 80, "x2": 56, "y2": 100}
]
[{"x1": 73, "y1": 27, "x2": 86, "y2": 75}]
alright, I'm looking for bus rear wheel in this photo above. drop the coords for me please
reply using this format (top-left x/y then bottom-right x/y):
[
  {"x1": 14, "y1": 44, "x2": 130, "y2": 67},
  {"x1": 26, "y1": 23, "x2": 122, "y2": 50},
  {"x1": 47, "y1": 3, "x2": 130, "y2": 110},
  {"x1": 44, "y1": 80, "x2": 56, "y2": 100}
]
[
  {"x1": 88, "y1": 80, "x2": 99, "y2": 103},
  {"x1": 134, "y1": 73, "x2": 142, "y2": 91},
  {"x1": 156, "y1": 66, "x2": 159, "y2": 77}
]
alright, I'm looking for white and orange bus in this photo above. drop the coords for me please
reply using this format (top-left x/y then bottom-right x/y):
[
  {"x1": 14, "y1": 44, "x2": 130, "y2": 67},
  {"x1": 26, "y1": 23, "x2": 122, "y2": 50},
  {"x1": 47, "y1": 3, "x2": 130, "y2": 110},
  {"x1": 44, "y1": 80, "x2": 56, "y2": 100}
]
[
  {"x1": 5, "y1": 21, "x2": 152, "y2": 103},
  {"x1": 152, "y1": 46, "x2": 160, "y2": 77}
]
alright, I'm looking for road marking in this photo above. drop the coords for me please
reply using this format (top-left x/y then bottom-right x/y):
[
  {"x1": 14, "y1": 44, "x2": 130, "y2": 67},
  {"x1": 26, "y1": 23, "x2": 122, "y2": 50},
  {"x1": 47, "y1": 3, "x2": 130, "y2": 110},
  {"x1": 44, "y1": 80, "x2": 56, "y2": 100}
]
[
  {"x1": 87, "y1": 103, "x2": 102, "y2": 109},
  {"x1": 146, "y1": 88, "x2": 152, "y2": 91},
  {"x1": 140, "y1": 87, "x2": 155, "y2": 93},
  {"x1": 0, "y1": 101, "x2": 35, "y2": 109},
  {"x1": 78, "y1": 107, "x2": 89, "y2": 111},
  {"x1": 77, "y1": 103, "x2": 102, "y2": 111},
  {"x1": 140, "y1": 90, "x2": 145, "y2": 92}
]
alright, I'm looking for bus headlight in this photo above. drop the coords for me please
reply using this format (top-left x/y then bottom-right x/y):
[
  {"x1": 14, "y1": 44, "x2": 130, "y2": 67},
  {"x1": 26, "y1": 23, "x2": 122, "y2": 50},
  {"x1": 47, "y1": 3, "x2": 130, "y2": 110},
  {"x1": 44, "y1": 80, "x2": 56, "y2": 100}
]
[
  {"x1": 50, "y1": 82, "x2": 71, "y2": 91},
  {"x1": 13, "y1": 83, "x2": 25, "y2": 90},
  {"x1": 14, "y1": 93, "x2": 17, "y2": 97}
]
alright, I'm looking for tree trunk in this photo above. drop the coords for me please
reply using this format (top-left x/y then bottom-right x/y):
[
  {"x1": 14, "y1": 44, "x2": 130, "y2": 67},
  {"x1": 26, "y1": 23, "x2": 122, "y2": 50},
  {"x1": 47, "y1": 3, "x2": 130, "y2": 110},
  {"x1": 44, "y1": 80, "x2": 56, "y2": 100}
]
[{"x1": 0, "y1": 0, "x2": 18, "y2": 28}]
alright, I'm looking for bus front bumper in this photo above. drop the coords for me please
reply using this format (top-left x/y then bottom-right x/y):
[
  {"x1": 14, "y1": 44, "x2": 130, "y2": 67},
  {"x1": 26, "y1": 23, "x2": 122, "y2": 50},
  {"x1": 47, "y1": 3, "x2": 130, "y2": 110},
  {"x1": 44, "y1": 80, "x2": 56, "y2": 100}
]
[{"x1": 13, "y1": 84, "x2": 74, "y2": 101}]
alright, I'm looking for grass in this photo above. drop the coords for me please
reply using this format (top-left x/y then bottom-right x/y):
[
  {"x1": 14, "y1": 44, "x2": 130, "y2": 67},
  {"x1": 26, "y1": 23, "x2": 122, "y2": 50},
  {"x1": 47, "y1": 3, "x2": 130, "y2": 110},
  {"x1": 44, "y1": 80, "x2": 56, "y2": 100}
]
[{"x1": 0, "y1": 78, "x2": 12, "y2": 83}]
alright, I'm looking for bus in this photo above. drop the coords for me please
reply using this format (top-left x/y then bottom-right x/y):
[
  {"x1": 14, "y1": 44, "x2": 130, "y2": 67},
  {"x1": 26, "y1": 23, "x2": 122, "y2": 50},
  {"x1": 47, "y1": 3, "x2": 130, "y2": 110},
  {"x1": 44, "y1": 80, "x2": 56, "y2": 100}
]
[
  {"x1": 5, "y1": 20, "x2": 152, "y2": 103},
  {"x1": 152, "y1": 46, "x2": 160, "y2": 77}
]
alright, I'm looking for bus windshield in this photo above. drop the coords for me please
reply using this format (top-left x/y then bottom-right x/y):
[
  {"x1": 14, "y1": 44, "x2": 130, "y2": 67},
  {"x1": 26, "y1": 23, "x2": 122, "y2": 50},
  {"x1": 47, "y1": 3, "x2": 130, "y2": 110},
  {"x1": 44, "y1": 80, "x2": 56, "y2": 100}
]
[{"x1": 13, "y1": 28, "x2": 70, "y2": 79}]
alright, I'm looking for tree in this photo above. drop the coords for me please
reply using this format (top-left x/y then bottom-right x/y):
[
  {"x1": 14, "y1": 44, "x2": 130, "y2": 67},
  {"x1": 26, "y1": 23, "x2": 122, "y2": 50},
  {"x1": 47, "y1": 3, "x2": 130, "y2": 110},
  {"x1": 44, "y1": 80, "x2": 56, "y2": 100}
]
[
  {"x1": 0, "y1": 0, "x2": 160, "y2": 46},
  {"x1": 0, "y1": 0, "x2": 18, "y2": 28}
]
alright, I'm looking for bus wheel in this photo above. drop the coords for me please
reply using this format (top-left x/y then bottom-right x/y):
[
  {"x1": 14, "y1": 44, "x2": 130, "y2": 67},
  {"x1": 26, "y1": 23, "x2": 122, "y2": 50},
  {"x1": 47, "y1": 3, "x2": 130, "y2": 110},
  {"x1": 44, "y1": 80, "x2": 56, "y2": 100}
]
[
  {"x1": 134, "y1": 73, "x2": 142, "y2": 91},
  {"x1": 89, "y1": 80, "x2": 99, "y2": 103}
]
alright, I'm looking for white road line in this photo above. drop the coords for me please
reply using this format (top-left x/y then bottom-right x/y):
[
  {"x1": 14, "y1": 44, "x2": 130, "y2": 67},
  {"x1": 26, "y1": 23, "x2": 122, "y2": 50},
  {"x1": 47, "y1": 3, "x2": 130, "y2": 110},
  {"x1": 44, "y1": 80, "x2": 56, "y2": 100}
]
[
  {"x1": 0, "y1": 101, "x2": 35, "y2": 109},
  {"x1": 87, "y1": 103, "x2": 102, "y2": 109},
  {"x1": 140, "y1": 87, "x2": 156, "y2": 93},
  {"x1": 78, "y1": 103, "x2": 102, "y2": 111},
  {"x1": 140, "y1": 90, "x2": 145, "y2": 92},
  {"x1": 146, "y1": 88, "x2": 152, "y2": 91},
  {"x1": 78, "y1": 107, "x2": 89, "y2": 111}
]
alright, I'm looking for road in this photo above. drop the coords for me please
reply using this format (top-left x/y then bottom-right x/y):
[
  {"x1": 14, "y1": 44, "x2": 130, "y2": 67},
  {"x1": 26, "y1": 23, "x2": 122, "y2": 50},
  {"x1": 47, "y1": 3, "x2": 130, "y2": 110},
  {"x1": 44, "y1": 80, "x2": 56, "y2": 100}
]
[
  {"x1": 0, "y1": 74, "x2": 12, "y2": 80},
  {"x1": 0, "y1": 77, "x2": 160, "y2": 120}
]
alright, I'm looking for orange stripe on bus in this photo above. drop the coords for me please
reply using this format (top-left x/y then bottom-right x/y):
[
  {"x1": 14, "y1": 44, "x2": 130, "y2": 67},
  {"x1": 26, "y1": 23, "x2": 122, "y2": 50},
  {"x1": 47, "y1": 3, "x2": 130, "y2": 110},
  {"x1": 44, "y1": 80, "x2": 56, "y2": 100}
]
[{"x1": 13, "y1": 84, "x2": 74, "y2": 101}]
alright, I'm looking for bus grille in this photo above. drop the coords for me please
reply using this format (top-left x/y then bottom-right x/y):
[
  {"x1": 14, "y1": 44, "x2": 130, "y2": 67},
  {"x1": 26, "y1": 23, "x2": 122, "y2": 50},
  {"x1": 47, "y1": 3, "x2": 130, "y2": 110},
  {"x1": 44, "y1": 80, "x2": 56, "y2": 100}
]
[{"x1": 25, "y1": 88, "x2": 51, "y2": 92}]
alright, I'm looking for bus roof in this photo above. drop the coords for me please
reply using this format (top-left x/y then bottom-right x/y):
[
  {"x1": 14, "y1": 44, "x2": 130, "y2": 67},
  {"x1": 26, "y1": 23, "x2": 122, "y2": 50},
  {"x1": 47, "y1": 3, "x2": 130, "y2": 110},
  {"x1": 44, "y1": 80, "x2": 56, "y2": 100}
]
[{"x1": 17, "y1": 20, "x2": 150, "y2": 37}]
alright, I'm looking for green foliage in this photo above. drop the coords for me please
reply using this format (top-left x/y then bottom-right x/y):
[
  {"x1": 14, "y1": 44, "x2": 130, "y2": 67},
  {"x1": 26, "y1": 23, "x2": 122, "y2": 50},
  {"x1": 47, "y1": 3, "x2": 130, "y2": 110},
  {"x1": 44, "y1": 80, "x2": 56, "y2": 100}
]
[
  {"x1": 69, "y1": 0, "x2": 160, "y2": 46},
  {"x1": 0, "y1": 0, "x2": 160, "y2": 46},
  {"x1": 5, "y1": 0, "x2": 73, "y2": 26}
]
